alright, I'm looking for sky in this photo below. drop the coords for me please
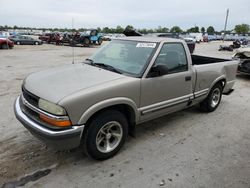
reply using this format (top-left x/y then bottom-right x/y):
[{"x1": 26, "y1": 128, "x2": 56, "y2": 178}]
[{"x1": 0, "y1": 0, "x2": 249, "y2": 31}]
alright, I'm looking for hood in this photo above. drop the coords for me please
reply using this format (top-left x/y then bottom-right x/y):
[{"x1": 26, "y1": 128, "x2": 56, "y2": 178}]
[
  {"x1": 234, "y1": 47, "x2": 250, "y2": 58},
  {"x1": 24, "y1": 63, "x2": 126, "y2": 103}
]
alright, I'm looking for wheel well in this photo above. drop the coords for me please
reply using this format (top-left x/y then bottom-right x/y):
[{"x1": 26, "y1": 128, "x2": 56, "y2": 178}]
[
  {"x1": 85, "y1": 104, "x2": 136, "y2": 137},
  {"x1": 217, "y1": 79, "x2": 226, "y2": 89}
]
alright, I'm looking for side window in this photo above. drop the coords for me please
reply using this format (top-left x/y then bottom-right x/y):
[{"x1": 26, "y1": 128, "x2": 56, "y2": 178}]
[
  {"x1": 155, "y1": 43, "x2": 188, "y2": 74},
  {"x1": 91, "y1": 30, "x2": 97, "y2": 36}
]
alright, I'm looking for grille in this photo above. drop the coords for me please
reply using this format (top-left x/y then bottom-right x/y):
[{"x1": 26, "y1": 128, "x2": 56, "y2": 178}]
[
  {"x1": 20, "y1": 87, "x2": 66, "y2": 130},
  {"x1": 22, "y1": 86, "x2": 39, "y2": 107}
]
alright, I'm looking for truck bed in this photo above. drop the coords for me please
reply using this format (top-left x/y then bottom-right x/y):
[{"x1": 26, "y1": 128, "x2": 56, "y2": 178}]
[
  {"x1": 192, "y1": 56, "x2": 238, "y2": 95},
  {"x1": 192, "y1": 55, "x2": 231, "y2": 65}
]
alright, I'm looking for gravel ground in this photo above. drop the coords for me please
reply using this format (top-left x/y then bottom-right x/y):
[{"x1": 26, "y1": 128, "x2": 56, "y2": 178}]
[{"x1": 0, "y1": 41, "x2": 249, "y2": 188}]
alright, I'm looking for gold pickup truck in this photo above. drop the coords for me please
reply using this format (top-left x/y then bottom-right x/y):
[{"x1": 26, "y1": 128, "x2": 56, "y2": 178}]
[{"x1": 15, "y1": 37, "x2": 238, "y2": 160}]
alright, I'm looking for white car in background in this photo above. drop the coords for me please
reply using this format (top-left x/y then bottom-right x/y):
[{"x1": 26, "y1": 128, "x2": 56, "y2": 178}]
[{"x1": 189, "y1": 33, "x2": 203, "y2": 43}]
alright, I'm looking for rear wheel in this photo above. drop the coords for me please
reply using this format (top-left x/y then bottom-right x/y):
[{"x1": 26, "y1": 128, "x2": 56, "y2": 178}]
[
  {"x1": 34, "y1": 41, "x2": 39, "y2": 45},
  {"x1": 83, "y1": 38, "x2": 90, "y2": 46},
  {"x1": 16, "y1": 41, "x2": 20, "y2": 45},
  {"x1": 199, "y1": 83, "x2": 222, "y2": 112},
  {"x1": 82, "y1": 110, "x2": 128, "y2": 160}
]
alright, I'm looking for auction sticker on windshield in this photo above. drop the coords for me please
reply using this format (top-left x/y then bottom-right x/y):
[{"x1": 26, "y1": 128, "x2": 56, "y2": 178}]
[{"x1": 136, "y1": 43, "x2": 156, "y2": 48}]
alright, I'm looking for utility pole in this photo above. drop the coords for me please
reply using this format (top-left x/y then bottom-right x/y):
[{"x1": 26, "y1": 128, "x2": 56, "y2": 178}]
[
  {"x1": 72, "y1": 17, "x2": 75, "y2": 64},
  {"x1": 223, "y1": 9, "x2": 229, "y2": 40}
]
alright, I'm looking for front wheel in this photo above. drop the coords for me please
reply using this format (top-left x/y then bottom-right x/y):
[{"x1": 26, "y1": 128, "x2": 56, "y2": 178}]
[
  {"x1": 1, "y1": 43, "x2": 8, "y2": 49},
  {"x1": 97, "y1": 38, "x2": 102, "y2": 45},
  {"x1": 82, "y1": 110, "x2": 128, "y2": 160},
  {"x1": 199, "y1": 83, "x2": 222, "y2": 112}
]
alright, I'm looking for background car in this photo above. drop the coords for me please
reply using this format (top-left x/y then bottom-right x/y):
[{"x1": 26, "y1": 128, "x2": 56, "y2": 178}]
[
  {"x1": 0, "y1": 37, "x2": 14, "y2": 49},
  {"x1": 10, "y1": 35, "x2": 43, "y2": 45},
  {"x1": 233, "y1": 47, "x2": 250, "y2": 75}
]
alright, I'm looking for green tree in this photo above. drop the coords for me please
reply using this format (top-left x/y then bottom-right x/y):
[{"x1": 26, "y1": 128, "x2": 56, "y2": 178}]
[
  {"x1": 147, "y1": 29, "x2": 154, "y2": 33},
  {"x1": 162, "y1": 27, "x2": 169, "y2": 33},
  {"x1": 201, "y1": 27, "x2": 205, "y2": 34},
  {"x1": 155, "y1": 26, "x2": 169, "y2": 33},
  {"x1": 187, "y1": 26, "x2": 199, "y2": 33},
  {"x1": 97, "y1": 27, "x2": 101, "y2": 32},
  {"x1": 234, "y1": 24, "x2": 249, "y2": 34},
  {"x1": 170, "y1": 26, "x2": 182, "y2": 33},
  {"x1": 125, "y1": 25, "x2": 134, "y2": 31},
  {"x1": 115, "y1": 25, "x2": 124, "y2": 33},
  {"x1": 138, "y1": 28, "x2": 148, "y2": 34},
  {"x1": 102, "y1": 27, "x2": 111, "y2": 33},
  {"x1": 207, "y1": 26, "x2": 215, "y2": 34}
]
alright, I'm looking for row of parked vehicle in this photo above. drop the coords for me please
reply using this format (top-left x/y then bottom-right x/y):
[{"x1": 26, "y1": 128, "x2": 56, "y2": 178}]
[
  {"x1": 0, "y1": 33, "x2": 43, "y2": 49},
  {"x1": 38, "y1": 29, "x2": 103, "y2": 47},
  {"x1": 0, "y1": 29, "x2": 104, "y2": 49}
]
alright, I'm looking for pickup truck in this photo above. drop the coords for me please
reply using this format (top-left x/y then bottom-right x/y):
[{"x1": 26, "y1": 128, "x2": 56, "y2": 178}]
[{"x1": 14, "y1": 37, "x2": 238, "y2": 160}]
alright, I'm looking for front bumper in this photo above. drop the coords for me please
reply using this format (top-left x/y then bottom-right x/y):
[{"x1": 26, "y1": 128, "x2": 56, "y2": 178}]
[
  {"x1": 238, "y1": 60, "x2": 250, "y2": 75},
  {"x1": 14, "y1": 96, "x2": 84, "y2": 150},
  {"x1": 238, "y1": 67, "x2": 250, "y2": 75}
]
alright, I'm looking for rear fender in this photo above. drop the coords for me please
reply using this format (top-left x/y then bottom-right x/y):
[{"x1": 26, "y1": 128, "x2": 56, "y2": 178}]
[{"x1": 208, "y1": 75, "x2": 226, "y2": 93}]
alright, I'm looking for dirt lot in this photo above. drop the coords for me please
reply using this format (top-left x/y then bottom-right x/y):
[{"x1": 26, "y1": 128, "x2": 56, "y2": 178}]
[{"x1": 0, "y1": 42, "x2": 250, "y2": 188}]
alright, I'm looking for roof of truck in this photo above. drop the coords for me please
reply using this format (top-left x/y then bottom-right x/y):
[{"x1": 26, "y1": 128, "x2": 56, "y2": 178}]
[{"x1": 114, "y1": 36, "x2": 182, "y2": 43}]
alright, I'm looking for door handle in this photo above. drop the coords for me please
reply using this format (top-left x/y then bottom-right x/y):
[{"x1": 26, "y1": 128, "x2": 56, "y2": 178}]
[{"x1": 185, "y1": 76, "x2": 191, "y2": 81}]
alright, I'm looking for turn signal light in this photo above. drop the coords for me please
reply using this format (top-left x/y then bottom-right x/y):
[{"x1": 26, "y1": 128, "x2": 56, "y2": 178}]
[{"x1": 39, "y1": 114, "x2": 72, "y2": 127}]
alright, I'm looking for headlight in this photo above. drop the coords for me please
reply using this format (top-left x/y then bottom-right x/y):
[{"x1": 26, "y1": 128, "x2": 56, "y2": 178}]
[{"x1": 38, "y1": 98, "x2": 66, "y2": 115}]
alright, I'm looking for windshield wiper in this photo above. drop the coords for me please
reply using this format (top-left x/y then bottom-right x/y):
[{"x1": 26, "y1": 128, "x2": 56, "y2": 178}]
[
  {"x1": 93, "y1": 63, "x2": 123, "y2": 74},
  {"x1": 84, "y1": 59, "x2": 122, "y2": 74},
  {"x1": 85, "y1": 58, "x2": 94, "y2": 64}
]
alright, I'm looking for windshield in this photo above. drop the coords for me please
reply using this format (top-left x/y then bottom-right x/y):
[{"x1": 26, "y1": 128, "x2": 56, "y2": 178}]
[
  {"x1": 83, "y1": 31, "x2": 91, "y2": 35},
  {"x1": 89, "y1": 40, "x2": 158, "y2": 76}
]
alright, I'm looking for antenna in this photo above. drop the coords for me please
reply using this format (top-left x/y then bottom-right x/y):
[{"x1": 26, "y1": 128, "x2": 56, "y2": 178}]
[
  {"x1": 223, "y1": 9, "x2": 229, "y2": 41},
  {"x1": 72, "y1": 17, "x2": 75, "y2": 64}
]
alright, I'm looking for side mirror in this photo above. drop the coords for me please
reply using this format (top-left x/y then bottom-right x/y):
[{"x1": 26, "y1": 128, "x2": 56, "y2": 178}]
[{"x1": 148, "y1": 64, "x2": 169, "y2": 77}]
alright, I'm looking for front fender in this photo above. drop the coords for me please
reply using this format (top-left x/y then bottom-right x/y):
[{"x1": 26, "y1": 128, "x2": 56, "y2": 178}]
[{"x1": 77, "y1": 97, "x2": 139, "y2": 125}]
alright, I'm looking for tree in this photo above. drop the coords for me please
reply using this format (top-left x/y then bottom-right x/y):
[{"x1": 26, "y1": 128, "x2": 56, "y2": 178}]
[
  {"x1": 201, "y1": 27, "x2": 205, "y2": 34},
  {"x1": 116, "y1": 25, "x2": 124, "y2": 33},
  {"x1": 207, "y1": 26, "x2": 215, "y2": 34},
  {"x1": 187, "y1": 26, "x2": 199, "y2": 33},
  {"x1": 138, "y1": 28, "x2": 148, "y2": 34},
  {"x1": 155, "y1": 26, "x2": 169, "y2": 33},
  {"x1": 102, "y1": 27, "x2": 111, "y2": 33},
  {"x1": 97, "y1": 27, "x2": 101, "y2": 32},
  {"x1": 234, "y1": 24, "x2": 249, "y2": 34},
  {"x1": 147, "y1": 29, "x2": 154, "y2": 33},
  {"x1": 170, "y1": 26, "x2": 182, "y2": 33},
  {"x1": 125, "y1": 25, "x2": 134, "y2": 31}
]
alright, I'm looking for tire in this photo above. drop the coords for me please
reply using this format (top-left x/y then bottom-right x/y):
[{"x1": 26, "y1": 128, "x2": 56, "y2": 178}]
[
  {"x1": 83, "y1": 38, "x2": 90, "y2": 46},
  {"x1": 199, "y1": 83, "x2": 222, "y2": 112},
  {"x1": 34, "y1": 41, "x2": 39, "y2": 45},
  {"x1": 1, "y1": 43, "x2": 8, "y2": 49},
  {"x1": 83, "y1": 110, "x2": 128, "y2": 160},
  {"x1": 97, "y1": 38, "x2": 102, "y2": 45},
  {"x1": 16, "y1": 41, "x2": 20, "y2": 45}
]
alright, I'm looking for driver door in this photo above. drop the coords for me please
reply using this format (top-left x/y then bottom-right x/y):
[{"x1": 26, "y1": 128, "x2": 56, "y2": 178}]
[{"x1": 140, "y1": 43, "x2": 194, "y2": 122}]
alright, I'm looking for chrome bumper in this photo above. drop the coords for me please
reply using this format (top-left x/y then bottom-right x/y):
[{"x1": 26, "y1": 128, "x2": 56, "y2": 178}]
[{"x1": 14, "y1": 96, "x2": 85, "y2": 150}]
